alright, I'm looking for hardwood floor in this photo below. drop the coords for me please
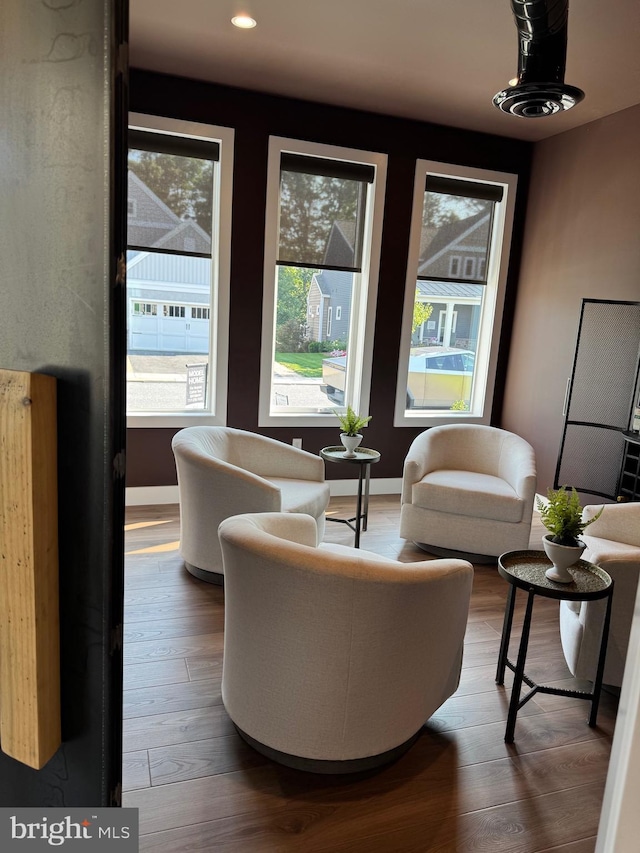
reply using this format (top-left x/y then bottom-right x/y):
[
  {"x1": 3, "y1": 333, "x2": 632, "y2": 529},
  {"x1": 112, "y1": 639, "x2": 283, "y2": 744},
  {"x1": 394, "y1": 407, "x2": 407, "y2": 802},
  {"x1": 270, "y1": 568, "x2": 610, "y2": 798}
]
[{"x1": 122, "y1": 497, "x2": 617, "y2": 852}]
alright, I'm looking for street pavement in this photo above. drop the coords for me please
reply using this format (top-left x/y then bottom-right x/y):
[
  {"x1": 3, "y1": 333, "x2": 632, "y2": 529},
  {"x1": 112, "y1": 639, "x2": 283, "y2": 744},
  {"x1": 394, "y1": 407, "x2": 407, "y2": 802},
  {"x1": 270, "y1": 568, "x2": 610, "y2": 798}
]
[{"x1": 127, "y1": 354, "x2": 333, "y2": 411}]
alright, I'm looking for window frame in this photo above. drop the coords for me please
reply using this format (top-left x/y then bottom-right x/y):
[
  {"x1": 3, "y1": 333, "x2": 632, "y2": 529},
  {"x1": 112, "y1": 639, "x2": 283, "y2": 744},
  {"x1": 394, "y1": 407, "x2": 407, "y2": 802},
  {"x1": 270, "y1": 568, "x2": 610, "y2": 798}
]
[
  {"x1": 394, "y1": 160, "x2": 517, "y2": 427},
  {"x1": 258, "y1": 136, "x2": 387, "y2": 427},
  {"x1": 127, "y1": 113, "x2": 233, "y2": 428}
]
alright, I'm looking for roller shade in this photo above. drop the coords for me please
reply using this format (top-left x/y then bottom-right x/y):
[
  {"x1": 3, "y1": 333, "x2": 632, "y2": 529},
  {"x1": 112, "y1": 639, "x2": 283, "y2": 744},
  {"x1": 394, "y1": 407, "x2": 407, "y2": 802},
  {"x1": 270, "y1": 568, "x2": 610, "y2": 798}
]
[
  {"x1": 278, "y1": 153, "x2": 373, "y2": 272},
  {"x1": 425, "y1": 175, "x2": 503, "y2": 203}
]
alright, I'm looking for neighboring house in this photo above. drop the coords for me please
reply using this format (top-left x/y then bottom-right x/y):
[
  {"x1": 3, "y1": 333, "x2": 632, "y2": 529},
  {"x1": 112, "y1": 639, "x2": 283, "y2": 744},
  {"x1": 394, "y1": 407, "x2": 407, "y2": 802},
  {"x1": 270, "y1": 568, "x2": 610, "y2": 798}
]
[
  {"x1": 413, "y1": 211, "x2": 489, "y2": 347},
  {"x1": 418, "y1": 210, "x2": 491, "y2": 281},
  {"x1": 414, "y1": 281, "x2": 481, "y2": 348},
  {"x1": 127, "y1": 170, "x2": 212, "y2": 353},
  {"x1": 306, "y1": 269, "x2": 352, "y2": 343},
  {"x1": 306, "y1": 215, "x2": 486, "y2": 348}
]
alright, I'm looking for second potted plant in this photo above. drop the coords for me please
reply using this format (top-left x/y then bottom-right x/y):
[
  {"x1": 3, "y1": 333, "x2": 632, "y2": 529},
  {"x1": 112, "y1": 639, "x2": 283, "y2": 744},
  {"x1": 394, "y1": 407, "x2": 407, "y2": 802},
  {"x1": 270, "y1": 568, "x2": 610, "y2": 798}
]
[
  {"x1": 334, "y1": 406, "x2": 371, "y2": 457},
  {"x1": 536, "y1": 486, "x2": 602, "y2": 582}
]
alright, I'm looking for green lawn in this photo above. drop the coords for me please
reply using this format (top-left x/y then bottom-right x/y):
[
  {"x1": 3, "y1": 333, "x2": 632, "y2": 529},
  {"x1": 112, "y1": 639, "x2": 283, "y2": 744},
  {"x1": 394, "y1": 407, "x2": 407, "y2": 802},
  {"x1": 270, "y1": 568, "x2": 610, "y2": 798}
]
[{"x1": 275, "y1": 352, "x2": 326, "y2": 378}]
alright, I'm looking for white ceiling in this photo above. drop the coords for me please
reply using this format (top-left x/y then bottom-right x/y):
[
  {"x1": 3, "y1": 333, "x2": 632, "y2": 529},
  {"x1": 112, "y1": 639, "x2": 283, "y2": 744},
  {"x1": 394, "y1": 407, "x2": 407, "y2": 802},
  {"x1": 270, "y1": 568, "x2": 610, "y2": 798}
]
[{"x1": 129, "y1": 0, "x2": 640, "y2": 142}]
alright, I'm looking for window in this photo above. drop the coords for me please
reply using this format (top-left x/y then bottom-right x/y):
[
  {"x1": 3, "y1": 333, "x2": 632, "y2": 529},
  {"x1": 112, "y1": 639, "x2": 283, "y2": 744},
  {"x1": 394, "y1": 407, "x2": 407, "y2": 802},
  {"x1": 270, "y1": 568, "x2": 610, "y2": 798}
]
[
  {"x1": 191, "y1": 306, "x2": 210, "y2": 320},
  {"x1": 336, "y1": 306, "x2": 342, "y2": 321},
  {"x1": 259, "y1": 137, "x2": 386, "y2": 425},
  {"x1": 164, "y1": 304, "x2": 186, "y2": 318},
  {"x1": 132, "y1": 301, "x2": 157, "y2": 316},
  {"x1": 395, "y1": 161, "x2": 517, "y2": 425},
  {"x1": 463, "y1": 257, "x2": 476, "y2": 278},
  {"x1": 126, "y1": 114, "x2": 233, "y2": 426}
]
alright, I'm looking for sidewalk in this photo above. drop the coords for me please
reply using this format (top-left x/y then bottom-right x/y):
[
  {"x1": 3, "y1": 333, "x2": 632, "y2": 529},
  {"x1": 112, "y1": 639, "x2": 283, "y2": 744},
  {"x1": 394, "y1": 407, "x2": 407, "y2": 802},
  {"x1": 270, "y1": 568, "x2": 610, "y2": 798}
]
[{"x1": 126, "y1": 354, "x2": 333, "y2": 410}]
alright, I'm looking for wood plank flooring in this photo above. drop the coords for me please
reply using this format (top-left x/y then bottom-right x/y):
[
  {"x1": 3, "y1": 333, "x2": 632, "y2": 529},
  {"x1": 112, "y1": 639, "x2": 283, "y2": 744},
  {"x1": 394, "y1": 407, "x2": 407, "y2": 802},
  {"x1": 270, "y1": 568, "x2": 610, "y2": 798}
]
[{"x1": 122, "y1": 497, "x2": 617, "y2": 852}]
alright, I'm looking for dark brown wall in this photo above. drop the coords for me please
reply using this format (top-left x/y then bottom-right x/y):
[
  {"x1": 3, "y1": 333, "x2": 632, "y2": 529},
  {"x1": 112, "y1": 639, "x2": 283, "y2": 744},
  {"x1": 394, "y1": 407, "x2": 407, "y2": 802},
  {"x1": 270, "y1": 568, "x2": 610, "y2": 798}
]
[{"x1": 127, "y1": 69, "x2": 533, "y2": 487}]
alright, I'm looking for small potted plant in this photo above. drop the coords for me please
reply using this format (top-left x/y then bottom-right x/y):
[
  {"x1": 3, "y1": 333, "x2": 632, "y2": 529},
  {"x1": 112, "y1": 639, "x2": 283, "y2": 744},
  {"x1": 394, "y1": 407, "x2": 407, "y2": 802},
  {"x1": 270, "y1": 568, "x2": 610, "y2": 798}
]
[
  {"x1": 536, "y1": 486, "x2": 602, "y2": 583},
  {"x1": 334, "y1": 406, "x2": 371, "y2": 457}
]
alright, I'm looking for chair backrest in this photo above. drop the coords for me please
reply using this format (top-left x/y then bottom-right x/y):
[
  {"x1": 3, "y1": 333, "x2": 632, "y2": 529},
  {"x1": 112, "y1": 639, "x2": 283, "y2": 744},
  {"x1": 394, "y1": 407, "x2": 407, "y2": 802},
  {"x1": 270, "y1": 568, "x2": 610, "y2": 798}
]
[{"x1": 218, "y1": 512, "x2": 474, "y2": 763}]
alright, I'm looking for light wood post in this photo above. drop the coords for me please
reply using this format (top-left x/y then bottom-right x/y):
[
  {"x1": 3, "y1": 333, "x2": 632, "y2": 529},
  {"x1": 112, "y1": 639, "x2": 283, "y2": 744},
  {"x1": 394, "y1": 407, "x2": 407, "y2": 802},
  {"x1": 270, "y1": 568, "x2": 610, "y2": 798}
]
[{"x1": 0, "y1": 369, "x2": 61, "y2": 769}]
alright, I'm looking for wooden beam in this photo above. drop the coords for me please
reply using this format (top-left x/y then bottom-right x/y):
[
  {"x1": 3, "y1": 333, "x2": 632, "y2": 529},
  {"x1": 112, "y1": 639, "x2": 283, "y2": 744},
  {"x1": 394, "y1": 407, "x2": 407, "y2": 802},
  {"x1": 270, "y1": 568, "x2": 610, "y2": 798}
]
[{"x1": 0, "y1": 368, "x2": 60, "y2": 769}]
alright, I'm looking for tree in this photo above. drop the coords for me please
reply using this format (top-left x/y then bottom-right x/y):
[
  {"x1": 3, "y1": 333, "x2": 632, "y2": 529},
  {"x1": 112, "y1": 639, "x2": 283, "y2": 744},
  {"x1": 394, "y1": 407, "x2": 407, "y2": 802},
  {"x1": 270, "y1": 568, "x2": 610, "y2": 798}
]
[
  {"x1": 412, "y1": 292, "x2": 433, "y2": 334},
  {"x1": 128, "y1": 151, "x2": 214, "y2": 233},
  {"x1": 275, "y1": 266, "x2": 316, "y2": 352},
  {"x1": 276, "y1": 267, "x2": 314, "y2": 327},
  {"x1": 279, "y1": 172, "x2": 359, "y2": 265},
  {"x1": 422, "y1": 192, "x2": 486, "y2": 229}
]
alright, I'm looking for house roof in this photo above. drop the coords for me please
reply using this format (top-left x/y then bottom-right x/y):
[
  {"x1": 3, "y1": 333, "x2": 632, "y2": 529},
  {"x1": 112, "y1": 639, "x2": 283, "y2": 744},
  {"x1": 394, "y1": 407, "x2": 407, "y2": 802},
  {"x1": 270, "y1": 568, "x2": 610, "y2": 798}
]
[
  {"x1": 418, "y1": 210, "x2": 490, "y2": 274},
  {"x1": 416, "y1": 281, "x2": 482, "y2": 300}
]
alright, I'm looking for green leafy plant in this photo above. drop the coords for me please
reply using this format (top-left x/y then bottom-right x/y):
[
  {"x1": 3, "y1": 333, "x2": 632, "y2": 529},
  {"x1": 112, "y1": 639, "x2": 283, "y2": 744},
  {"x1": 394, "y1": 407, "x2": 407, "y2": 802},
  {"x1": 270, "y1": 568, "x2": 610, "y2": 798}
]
[
  {"x1": 334, "y1": 406, "x2": 371, "y2": 436},
  {"x1": 535, "y1": 486, "x2": 603, "y2": 547},
  {"x1": 450, "y1": 399, "x2": 469, "y2": 411}
]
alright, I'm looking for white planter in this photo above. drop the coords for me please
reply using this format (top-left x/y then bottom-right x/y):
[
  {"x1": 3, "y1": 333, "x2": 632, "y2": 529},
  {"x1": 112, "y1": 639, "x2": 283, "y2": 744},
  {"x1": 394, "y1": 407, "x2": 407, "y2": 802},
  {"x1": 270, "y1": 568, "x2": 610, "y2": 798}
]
[
  {"x1": 340, "y1": 433, "x2": 362, "y2": 457},
  {"x1": 542, "y1": 534, "x2": 586, "y2": 583}
]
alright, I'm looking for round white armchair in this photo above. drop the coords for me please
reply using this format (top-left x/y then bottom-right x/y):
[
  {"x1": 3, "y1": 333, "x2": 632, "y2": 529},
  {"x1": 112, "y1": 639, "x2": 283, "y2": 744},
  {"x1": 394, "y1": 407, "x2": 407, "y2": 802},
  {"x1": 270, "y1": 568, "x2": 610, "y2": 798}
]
[
  {"x1": 400, "y1": 424, "x2": 537, "y2": 560},
  {"x1": 172, "y1": 427, "x2": 330, "y2": 583},
  {"x1": 218, "y1": 512, "x2": 474, "y2": 773}
]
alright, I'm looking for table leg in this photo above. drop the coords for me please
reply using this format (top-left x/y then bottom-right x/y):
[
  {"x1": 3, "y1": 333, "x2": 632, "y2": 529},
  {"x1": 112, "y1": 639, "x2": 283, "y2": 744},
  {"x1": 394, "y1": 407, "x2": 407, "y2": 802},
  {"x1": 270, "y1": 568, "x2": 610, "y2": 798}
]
[
  {"x1": 505, "y1": 588, "x2": 535, "y2": 744},
  {"x1": 362, "y1": 463, "x2": 372, "y2": 532},
  {"x1": 496, "y1": 584, "x2": 516, "y2": 685},
  {"x1": 589, "y1": 584, "x2": 614, "y2": 727},
  {"x1": 354, "y1": 463, "x2": 364, "y2": 548}
]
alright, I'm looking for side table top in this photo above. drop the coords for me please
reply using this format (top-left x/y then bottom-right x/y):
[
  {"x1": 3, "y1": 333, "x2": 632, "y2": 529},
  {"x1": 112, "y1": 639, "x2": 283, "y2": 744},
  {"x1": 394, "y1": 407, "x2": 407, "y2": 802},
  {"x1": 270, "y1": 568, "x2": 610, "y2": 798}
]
[
  {"x1": 498, "y1": 550, "x2": 612, "y2": 601},
  {"x1": 320, "y1": 446, "x2": 381, "y2": 464}
]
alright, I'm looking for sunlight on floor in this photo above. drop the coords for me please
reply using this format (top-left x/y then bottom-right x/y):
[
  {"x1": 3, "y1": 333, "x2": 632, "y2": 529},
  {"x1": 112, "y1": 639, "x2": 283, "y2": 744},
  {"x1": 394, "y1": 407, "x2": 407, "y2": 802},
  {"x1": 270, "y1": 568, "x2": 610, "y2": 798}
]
[
  {"x1": 124, "y1": 519, "x2": 174, "y2": 532},
  {"x1": 126, "y1": 541, "x2": 180, "y2": 555}
]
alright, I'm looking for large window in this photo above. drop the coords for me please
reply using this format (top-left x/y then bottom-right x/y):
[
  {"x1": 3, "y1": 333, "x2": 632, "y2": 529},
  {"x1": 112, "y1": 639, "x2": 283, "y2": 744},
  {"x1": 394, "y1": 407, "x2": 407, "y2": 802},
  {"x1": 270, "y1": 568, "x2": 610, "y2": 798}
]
[
  {"x1": 394, "y1": 162, "x2": 517, "y2": 426},
  {"x1": 126, "y1": 114, "x2": 233, "y2": 426},
  {"x1": 259, "y1": 138, "x2": 386, "y2": 426}
]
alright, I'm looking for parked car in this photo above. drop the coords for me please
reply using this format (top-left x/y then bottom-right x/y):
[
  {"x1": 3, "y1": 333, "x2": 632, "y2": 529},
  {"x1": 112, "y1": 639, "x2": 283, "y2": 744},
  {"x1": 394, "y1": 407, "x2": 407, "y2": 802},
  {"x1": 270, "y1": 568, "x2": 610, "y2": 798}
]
[
  {"x1": 406, "y1": 346, "x2": 475, "y2": 408},
  {"x1": 322, "y1": 346, "x2": 475, "y2": 409}
]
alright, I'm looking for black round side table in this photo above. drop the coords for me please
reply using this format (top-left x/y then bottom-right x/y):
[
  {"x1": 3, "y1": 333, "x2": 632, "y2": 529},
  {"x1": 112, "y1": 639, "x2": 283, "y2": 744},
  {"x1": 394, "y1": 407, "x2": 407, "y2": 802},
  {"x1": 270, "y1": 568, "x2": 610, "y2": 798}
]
[
  {"x1": 496, "y1": 549, "x2": 613, "y2": 744},
  {"x1": 320, "y1": 446, "x2": 380, "y2": 547}
]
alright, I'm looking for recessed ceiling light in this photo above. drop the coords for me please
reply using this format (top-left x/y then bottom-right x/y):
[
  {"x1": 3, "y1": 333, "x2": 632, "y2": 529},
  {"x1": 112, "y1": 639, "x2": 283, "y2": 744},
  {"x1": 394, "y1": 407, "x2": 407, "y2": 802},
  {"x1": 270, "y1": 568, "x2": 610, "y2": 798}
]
[{"x1": 231, "y1": 15, "x2": 257, "y2": 29}]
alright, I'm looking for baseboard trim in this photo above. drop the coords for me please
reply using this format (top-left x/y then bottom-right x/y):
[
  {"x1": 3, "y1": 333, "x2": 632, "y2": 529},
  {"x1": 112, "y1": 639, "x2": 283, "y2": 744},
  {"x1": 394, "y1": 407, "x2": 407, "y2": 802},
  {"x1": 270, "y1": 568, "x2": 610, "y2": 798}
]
[{"x1": 125, "y1": 478, "x2": 403, "y2": 506}]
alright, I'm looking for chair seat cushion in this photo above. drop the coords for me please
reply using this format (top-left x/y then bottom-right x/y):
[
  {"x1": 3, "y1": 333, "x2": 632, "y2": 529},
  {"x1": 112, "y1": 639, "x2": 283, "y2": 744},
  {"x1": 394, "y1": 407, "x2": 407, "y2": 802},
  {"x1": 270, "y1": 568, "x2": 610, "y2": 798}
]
[
  {"x1": 412, "y1": 470, "x2": 524, "y2": 523},
  {"x1": 267, "y1": 478, "x2": 330, "y2": 520}
]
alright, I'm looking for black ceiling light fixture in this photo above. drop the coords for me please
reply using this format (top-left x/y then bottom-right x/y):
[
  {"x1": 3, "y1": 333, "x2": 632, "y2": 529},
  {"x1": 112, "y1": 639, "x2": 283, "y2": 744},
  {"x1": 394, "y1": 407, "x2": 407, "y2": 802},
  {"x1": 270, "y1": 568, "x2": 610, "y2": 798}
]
[{"x1": 493, "y1": 0, "x2": 585, "y2": 118}]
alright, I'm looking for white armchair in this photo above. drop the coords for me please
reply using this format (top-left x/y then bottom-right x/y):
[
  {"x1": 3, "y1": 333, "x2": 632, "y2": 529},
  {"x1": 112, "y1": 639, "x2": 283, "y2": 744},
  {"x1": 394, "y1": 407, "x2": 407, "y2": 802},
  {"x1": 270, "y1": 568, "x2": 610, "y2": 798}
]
[
  {"x1": 218, "y1": 512, "x2": 474, "y2": 773},
  {"x1": 400, "y1": 424, "x2": 537, "y2": 559},
  {"x1": 560, "y1": 502, "x2": 640, "y2": 687},
  {"x1": 171, "y1": 426, "x2": 330, "y2": 583}
]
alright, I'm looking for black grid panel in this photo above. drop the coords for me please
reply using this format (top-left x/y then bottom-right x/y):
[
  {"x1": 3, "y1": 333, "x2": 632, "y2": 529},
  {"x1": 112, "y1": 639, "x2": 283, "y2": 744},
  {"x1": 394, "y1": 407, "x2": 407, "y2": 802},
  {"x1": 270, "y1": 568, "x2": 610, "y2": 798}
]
[
  {"x1": 567, "y1": 301, "x2": 640, "y2": 427},
  {"x1": 556, "y1": 424, "x2": 626, "y2": 497}
]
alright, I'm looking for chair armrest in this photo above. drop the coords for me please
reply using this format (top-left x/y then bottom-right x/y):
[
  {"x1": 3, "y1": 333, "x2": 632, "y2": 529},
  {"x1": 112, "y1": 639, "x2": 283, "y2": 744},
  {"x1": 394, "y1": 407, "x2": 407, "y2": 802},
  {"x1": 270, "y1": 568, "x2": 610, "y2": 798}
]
[
  {"x1": 583, "y1": 504, "x2": 640, "y2": 547},
  {"x1": 401, "y1": 431, "x2": 434, "y2": 504},
  {"x1": 177, "y1": 451, "x2": 282, "y2": 513}
]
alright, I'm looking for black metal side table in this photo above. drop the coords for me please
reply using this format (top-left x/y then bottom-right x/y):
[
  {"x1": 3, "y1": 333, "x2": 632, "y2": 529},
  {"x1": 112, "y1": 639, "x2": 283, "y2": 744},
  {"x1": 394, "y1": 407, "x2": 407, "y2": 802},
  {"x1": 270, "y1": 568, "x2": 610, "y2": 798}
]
[
  {"x1": 320, "y1": 446, "x2": 380, "y2": 547},
  {"x1": 496, "y1": 550, "x2": 613, "y2": 744}
]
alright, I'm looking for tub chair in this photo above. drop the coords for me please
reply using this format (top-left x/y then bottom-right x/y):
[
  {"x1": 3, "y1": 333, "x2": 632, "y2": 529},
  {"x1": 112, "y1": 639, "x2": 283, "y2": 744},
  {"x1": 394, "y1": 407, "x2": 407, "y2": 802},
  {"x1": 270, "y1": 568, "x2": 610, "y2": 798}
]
[
  {"x1": 171, "y1": 426, "x2": 330, "y2": 583},
  {"x1": 400, "y1": 424, "x2": 537, "y2": 560},
  {"x1": 218, "y1": 511, "x2": 474, "y2": 773},
  {"x1": 560, "y1": 502, "x2": 640, "y2": 687}
]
